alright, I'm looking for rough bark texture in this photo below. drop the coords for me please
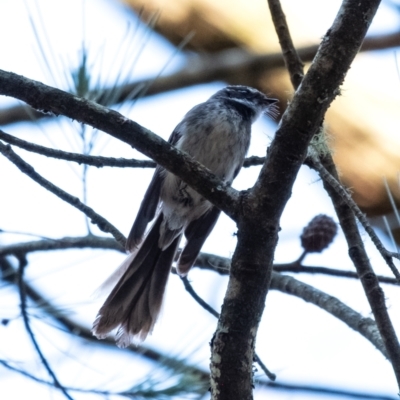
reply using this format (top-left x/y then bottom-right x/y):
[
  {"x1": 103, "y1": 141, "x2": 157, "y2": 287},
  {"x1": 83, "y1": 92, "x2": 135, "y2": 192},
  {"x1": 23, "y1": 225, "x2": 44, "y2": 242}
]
[{"x1": 210, "y1": 1, "x2": 382, "y2": 398}]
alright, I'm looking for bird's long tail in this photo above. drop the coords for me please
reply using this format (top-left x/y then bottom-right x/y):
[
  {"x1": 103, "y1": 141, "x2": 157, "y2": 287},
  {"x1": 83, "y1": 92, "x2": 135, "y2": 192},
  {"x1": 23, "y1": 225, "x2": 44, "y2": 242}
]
[{"x1": 92, "y1": 214, "x2": 181, "y2": 347}]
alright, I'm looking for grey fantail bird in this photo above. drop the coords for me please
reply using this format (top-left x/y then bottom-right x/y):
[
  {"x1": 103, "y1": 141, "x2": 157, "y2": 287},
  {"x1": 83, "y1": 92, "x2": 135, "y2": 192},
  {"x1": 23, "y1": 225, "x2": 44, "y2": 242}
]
[{"x1": 92, "y1": 85, "x2": 278, "y2": 347}]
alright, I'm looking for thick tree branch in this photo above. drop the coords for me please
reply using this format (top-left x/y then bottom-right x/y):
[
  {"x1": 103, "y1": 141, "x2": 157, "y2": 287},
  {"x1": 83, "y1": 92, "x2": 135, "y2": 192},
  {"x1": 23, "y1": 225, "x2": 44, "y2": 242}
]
[
  {"x1": 210, "y1": 1, "x2": 383, "y2": 399},
  {"x1": 0, "y1": 70, "x2": 240, "y2": 221}
]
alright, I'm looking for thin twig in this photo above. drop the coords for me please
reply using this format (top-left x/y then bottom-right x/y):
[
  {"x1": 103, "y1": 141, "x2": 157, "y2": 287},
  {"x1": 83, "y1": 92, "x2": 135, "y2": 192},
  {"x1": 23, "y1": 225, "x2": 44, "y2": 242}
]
[
  {"x1": 0, "y1": 256, "x2": 209, "y2": 382},
  {"x1": 4, "y1": 252, "x2": 391, "y2": 396},
  {"x1": 0, "y1": 141, "x2": 126, "y2": 247},
  {"x1": 17, "y1": 256, "x2": 74, "y2": 400},
  {"x1": 0, "y1": 235, "x2": 123, "y2": 257},
  {"x1": 267, "y1": 0, "x2": 304, "y2": 88},
  {"x1": 309, "y1": 154, "x2": 400, "y2": 281},
  {"x1": 0, "y1": 129, "x2": 156, "y2": 168},
  {"x1": 194, "y1": 251, "x2": 400, "y2": 285},
  {"x1": 2, "y1": 236, "x2": 399, "y2": 285},
  {"x1": 0, "y1": 129, "x2": 263, "y2": 170},
  {"x1": 181, "y1": 254, "x2": 388, "y2": 357},
  {"x1": 180, "y1": 275, "x2": 219, "y2": 318},
  {"x1": 243, "y1": 155, "x2": 266, "y2": 168},
  {"x1": 180, "y1": 267, "x2": 388, "y2": 362},
  {"x1": 318, "y1": 154, "x2": 400, "y2": 388},
  {"x1": 273, "y1": 264, "x2": 400, "y2": 285},
  {"x1": 180, "y1": 275, "x2": 277, "y2": 381},
  {"x1": 0, "y1": 358, "x2": 204, "y2": 398},
  {"x1": 2, "y1": 236, "x2": 394, "y2": 389},
  {"x1": 2, "y1": 359, "x2": 395, "y2": 400}
]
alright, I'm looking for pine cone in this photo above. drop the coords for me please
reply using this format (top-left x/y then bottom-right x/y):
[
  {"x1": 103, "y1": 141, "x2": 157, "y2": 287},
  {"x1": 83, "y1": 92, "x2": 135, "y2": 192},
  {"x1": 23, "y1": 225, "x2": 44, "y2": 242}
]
[{"x1": 300, "y1": 214, "x2": 337, "y2": 253}]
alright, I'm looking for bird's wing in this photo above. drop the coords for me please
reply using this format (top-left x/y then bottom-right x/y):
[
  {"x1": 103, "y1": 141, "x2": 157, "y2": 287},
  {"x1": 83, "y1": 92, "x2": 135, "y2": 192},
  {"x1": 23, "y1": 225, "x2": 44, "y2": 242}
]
[
  {"x1": 126, "y1": 128, "x2": 183, "y2": 251},
  {"x1": 126, "y1": 166, "x2": 164, "y2": 251},
  {"x1": 177, "y1": 206, "x2": 221, "y2": 275}
]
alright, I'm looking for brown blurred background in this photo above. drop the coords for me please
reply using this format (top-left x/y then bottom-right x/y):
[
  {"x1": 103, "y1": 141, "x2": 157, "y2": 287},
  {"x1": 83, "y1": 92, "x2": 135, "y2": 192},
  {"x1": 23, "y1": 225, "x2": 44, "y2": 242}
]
[{"x1": 121, "y1": 0, "x2": 400, "y2": 235}]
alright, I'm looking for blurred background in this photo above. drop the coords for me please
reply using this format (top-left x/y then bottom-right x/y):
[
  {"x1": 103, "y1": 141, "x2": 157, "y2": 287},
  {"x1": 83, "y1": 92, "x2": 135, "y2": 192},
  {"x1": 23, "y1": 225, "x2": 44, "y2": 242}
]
[{"x1": 1, "y1": 0, "x2": 400, "y2": 398}]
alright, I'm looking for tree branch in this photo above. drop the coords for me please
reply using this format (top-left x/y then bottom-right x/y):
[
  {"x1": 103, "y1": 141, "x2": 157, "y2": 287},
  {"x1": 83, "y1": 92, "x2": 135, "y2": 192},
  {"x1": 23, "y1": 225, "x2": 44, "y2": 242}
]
[
  {"x1": 308, "y1": 155, "x2": 400, "y2": 280},
  {"x1": 2, "y1": 359, "x2": 396, "y2": 400},
  {"x1": 318, "y1": 153, "x2": 400, "y2": 388},
  {"x1": 195, "y1": 251, "x2": 400, "y2": 285},
  {"x1": 0, "y1": 236, "x2": 390, "y2": 371},
  {"x1": 2, "y1": 236, "x2": 399, "y2": 285},
  {"x1": 210, "y1": 1, "x2": 384, "y2": 398},
  {"x1": 269, "y1": 272, "x2": 387, "y2": 357},
  {"x1": 267, "y1": 0, "x2": 304, "y2": 88},
  {"x1": 0, "y1": 142, "x2": 126, "y2": 247},
  {"x1": 191, "y1": 252, "x2": 388, "y2": 358},
  {"x1": 0, "y1": 129, "x2": 156, "y2": 168},
  {"x1": 266, "y1": 0, "x2": 400, "y2": 390},
  {"x1": 0, "y1": 235, "x2": 123, "y2": 257},
  {"x1": 179, "y1": 275, "x2": 277, "y2": 381},
  {"x1": 0, "y1": 129, "x2": 266, "y2": 170},
  {"x1": 0, "y1": 255, "x2": 210, "y2": 383},
  {"x1": 0, "y1": 70, "x2": 240, "y2": 221},
  {"x1": 17, "y1": 256, "x2": 73, "y2": 400},
  {"x1": 0, "y1": 1, "x2": 391, "y2": 395}
]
